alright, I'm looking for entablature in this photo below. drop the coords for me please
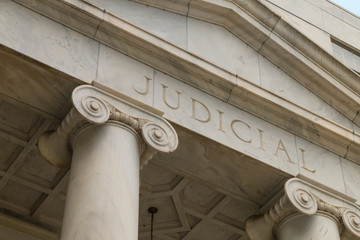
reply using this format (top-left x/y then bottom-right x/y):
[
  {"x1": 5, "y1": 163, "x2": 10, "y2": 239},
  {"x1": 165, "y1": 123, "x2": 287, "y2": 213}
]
[{"x1": 7, "y1": 0, "x2": 360, "y2": 165}]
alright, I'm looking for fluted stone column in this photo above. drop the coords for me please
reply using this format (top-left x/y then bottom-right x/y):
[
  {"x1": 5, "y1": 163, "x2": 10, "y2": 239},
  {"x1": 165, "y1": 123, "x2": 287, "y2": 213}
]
[
  {"x1": 245, "y1": 178, "x2": 360, "y2": 240},
  {"x1": 38, "y1": 85, "x2": 178, "y2": 240}
]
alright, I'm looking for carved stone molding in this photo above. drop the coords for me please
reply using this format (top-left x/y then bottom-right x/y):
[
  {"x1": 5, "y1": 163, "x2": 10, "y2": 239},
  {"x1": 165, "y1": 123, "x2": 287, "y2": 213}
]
[
  {"x1": 38, "y1": 85, "x2": 178, "y2": 168},
  {"x1": 245, "y1": 178, "x2": 360, "y2": 240}
]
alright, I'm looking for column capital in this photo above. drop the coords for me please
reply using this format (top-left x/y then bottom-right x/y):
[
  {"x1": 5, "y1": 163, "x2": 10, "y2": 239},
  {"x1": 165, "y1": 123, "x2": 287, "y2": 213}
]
[
  {"x1": 38, "y1": 85, "x2": 178, "y2": 168},
  {"x1": 245, "y1": 178, "x2": 360, "y2": 240}
]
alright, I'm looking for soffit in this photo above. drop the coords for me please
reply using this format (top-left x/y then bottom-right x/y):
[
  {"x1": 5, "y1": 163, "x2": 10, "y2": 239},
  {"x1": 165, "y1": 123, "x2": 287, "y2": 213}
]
[
  {"x1": 0, "y1": 46, "x2": 79, "y2": 121},
  {"x1": 0, "y1": 111, "x2": 287, "y2": 239}
]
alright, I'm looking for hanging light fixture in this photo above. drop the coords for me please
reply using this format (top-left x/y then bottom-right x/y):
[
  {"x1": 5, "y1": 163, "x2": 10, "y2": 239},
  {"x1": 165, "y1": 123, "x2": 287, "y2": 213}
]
[{"x1": 148, "y1": 207, "x2": 158, "y2": 240}]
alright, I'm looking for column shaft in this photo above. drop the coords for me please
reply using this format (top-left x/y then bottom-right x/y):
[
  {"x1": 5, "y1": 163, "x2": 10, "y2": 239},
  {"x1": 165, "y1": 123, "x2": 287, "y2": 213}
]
[
  {"x1": 277, "y1": 212, "x2": 341, "y2": 240},
  {"x1": 60, "y1": 122, "x2": 142, "y2": 240}
]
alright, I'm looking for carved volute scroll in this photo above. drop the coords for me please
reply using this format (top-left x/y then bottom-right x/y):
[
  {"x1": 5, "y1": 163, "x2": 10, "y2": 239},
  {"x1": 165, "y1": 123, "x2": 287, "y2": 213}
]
[
  {"x1": 38, "y1": 85, "x2": 178, "y2": 168},
  {"x1": 107, "y1": 105, "x2": 178, "y2": 168},
  {"x1": 245, "y1": 178, "x2": 360, "y2": 240},
  {"x1": 38, "y1": 94, "x2": 111, "y2": 167},
  {"x1": 342, "y1": 210, "x2": 360, "y2": 239}
]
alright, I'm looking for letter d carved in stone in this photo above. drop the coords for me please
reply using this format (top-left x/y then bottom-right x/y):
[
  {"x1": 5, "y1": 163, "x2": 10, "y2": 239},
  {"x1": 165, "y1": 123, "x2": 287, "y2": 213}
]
[{"x1": 191, "y1": 98, "x2": 211, "y2": 123}]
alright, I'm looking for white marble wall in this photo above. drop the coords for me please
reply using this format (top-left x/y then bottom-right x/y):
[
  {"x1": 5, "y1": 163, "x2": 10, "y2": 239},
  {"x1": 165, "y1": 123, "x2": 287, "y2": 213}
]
[
  {"x1": 86, "y1": 0, "x2": 360, "y2": 54},
  {"x1": 85, "y1": 0, "x2": 188, "y2": 49},
  {"x1": 0, "y1": 1, "x2": 99, "y2": 83},
  {"x1": 97, "y1": 44, "x2": 154, "y2": 107},
  {"x1": 262, "y1": 0, "x2": 360, "y2": 52},
  {"x1": 258, "y1": 0, "x2": 333, "y2": 53},
  {"x1": 258, "y1": 55, "x2": 353, "y2": 130},
  {"x1": 187, "y1": 18, "x2": 261, "y2": 85},
  {"x1": 342, "y1": 159, "x2": 360, "y2": 204}
]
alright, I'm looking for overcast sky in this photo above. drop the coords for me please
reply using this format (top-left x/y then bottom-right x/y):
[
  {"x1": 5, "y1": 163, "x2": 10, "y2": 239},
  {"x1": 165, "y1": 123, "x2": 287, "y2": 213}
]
[{"x1": 329, "y1": 0, "x2": 360, "y2": 17}]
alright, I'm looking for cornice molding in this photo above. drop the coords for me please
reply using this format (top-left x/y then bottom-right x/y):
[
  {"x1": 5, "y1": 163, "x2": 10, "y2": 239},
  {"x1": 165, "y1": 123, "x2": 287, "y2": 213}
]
[
  {"x1": 38, "y1": 85, "x2": 178, "y2": 168},
  {"x1": 245, "y1": 178, "x2": 360, "y2": 240},
  {"x1": 11, "y1": 0, "x2": 360, "y2": 164},
  {"x1": 131, "y1": 0, "x2": 360, "y2": 124}
]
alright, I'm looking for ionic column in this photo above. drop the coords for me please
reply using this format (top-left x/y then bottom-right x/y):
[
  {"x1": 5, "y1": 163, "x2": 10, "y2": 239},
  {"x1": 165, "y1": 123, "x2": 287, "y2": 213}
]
[
  {"x1": 245, "y1": 178, "x2": 360, "y2": 240},
  {"x1": 38, "y1": 85, "x2": 178, "y2": 240}
]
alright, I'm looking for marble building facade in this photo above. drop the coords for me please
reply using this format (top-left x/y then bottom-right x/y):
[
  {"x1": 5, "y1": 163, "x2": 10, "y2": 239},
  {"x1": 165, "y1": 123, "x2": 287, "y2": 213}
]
[{"x1": 0, "y1": 0, "x2": 360, "y2": 239}]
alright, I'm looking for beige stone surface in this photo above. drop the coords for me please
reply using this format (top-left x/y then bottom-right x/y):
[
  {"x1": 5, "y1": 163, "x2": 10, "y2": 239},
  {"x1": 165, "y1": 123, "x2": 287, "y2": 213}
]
[
  {"x1": 295, "y1": 136, "x2": 345, "y2": 193},
  {"x1": 0, "y1": 1, "x2": 99, "y2": 83},
  {"x1": 187, "y1": 18, "x2": 261, "y2": 85},
  {"x1": 266, "y1": 0, "x2": 325, "y2": 29},
  {"x1": 265, "y1": 0, "x2": 360, "y2": 51},
  {"x1": 322, "y1": 11, "x2": 360, "y2": 52},
  {"x1": 96, "y1": 44, "x2": 154, "y2": 108},
  {"x1": 307, "y1": 0, "x2": 344, "y2": 19},
  {"x1": 341, "y1": 158, "x2": 360, "y2": 203},
  {"x1": 87, "y1": 0, "x2": 188, "y2": 49},
  {"x1": 258, "y1": 55, "x2": 353, "y2": 130},
  {"x1": 342, "y1": 11, "x2": 360, "y2": 32},
  {"x1": 260, "y1": 0, "x2": 333, "y2": 53}
]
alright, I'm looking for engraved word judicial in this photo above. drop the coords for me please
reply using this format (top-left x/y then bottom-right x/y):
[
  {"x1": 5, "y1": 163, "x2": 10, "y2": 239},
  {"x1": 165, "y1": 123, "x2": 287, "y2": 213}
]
[{"x1": 133, "y1": 76, "x2": 316, "y2": 174}]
